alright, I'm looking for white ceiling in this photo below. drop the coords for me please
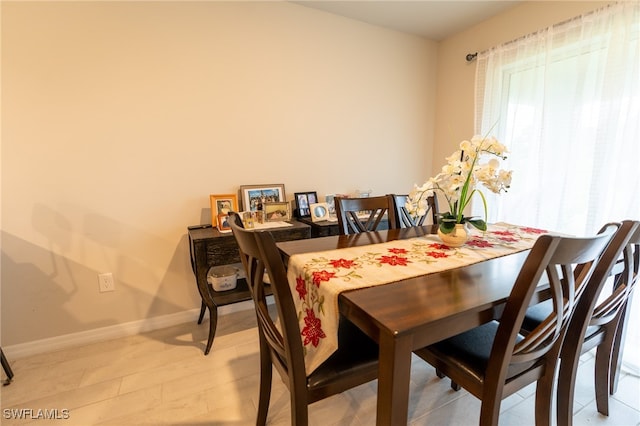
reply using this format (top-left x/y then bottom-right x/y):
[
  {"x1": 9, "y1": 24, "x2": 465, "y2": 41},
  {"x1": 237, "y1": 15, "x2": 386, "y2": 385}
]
[{"x1": 293, "y1": 1, "x2": 522, "y2": 41}]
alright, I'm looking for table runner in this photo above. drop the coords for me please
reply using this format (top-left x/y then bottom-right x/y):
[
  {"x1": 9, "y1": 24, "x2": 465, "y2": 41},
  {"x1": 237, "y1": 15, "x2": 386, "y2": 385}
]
[{"x1": 285, "y1": 223, "x2": 548, "y2": 375}]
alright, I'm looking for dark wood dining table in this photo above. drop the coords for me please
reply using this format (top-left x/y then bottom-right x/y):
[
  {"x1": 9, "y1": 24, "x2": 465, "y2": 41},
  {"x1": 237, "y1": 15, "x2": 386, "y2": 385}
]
[{"x1": 276, "y1": 225, "x2": 532, "y2": 425}]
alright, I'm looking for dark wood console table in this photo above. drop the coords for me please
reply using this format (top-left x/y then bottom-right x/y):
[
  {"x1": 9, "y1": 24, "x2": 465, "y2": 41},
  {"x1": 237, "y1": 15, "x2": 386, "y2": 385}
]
[
  {"x1": 188, "y1": 221, "x2": 310, "y2": 355},
  {"x1": 296, "y1": 217, "x2": 340, "y2": 237}
]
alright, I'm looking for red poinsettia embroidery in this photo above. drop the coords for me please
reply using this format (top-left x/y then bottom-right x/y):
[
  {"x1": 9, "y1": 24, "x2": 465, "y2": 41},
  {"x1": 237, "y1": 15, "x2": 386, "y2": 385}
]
[
  {"x1": 388, "y1": 247, "x2": 408, "y2": 254},
  {"x1": 295, "y1": 276, "x2": 307, "y2": 300},
  {"x1": 312, "y1": 270, "x2": 336, "y2": 287},
  {"x1": 492, "y1": 230, "x2": 516, "y2": 236},
  {"x1": 520, "y1": 226, "x2": 547, "y2": 234},
  {"x1": 467, "y1": 238, "x2": 494, "y2": 248},
  {"x1": 378, "y1": 255, "x2": 411, "y2": 266},
  {"x1": 499, "y1": 236, "x2": 519, "y2": 242},
  {"x1": 429, "y1": 243, "x2": 450, "y2": 250},
  {"x1": 329, "y1": 258, "x2": 356, "y2": 269},
  {"x1": 301, "y1": 309, "x2": 326, "y2": 347},
  {"x1": 426, "y1": 251, "x2": 448, "y2": 259}
]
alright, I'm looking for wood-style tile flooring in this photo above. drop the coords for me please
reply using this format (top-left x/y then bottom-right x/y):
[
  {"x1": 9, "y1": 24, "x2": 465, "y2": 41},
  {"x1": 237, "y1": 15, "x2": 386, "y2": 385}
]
[{"x1": 2, "y1": 306, "x2": 639, "y2": 425}]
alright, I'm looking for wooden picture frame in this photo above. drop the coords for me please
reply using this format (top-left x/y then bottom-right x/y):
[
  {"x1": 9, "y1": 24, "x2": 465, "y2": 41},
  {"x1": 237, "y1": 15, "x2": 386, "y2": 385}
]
[
  {"x1": 263, "y1": 202, "x2": 291, "y2": 222},
  {"x1": 239, "y1": 184, "x2": 286, "y2": 211},
  {"x1": 210, "y1": 194, "x2": 238, "y2": 227},
  {"x1": 294, "y1": 191, "x2": 318, "y2": 217}
]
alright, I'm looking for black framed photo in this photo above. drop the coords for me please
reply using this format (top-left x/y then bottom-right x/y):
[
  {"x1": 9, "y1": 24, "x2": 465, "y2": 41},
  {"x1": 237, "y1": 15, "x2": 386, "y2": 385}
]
[{"x1": 294, "y1": 191, "x2": 318, "y2": 217}]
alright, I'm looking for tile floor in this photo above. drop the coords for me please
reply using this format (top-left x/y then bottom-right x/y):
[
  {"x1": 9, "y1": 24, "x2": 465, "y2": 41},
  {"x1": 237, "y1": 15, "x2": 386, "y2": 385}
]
[{"x1": 1, "y1": 307, "x2": 639, "y2": 425}]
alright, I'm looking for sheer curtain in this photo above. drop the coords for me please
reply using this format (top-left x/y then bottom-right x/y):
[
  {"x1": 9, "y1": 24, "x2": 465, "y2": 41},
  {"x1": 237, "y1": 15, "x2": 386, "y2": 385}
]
[{"x1": 475, "y1": 1, "x2": 639, "y2": 370}]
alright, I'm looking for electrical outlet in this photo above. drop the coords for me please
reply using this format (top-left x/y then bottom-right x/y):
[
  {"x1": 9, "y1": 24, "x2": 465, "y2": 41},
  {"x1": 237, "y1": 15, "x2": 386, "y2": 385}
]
[{"x1": 98, "y1": 273, "x2": 114, "y2": 292}]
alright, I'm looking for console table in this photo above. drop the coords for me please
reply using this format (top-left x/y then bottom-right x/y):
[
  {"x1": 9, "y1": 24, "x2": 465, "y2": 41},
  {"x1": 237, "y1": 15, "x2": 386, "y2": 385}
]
[
  {"x1": 296, "y1": 217, "x2": 340, "y2": 237},
  {"x1": 188, "y1": 221, "x2": 310, "y2": 354}
]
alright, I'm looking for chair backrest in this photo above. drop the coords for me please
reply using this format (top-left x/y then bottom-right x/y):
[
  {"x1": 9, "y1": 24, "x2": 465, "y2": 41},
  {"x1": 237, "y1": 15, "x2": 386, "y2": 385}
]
[
  {"x1": 228, "y1": 212, "x2": 307, "y2": 391},
  {"x1": 586, "y1": 221, "x2": 640, "y2": 327},
  {"x1": 558, "y1": 220, "x2": 640, "y2": 355},
  {"x1": 487, "y1": 226, "x2": 615, "y2": 382},
  {"x1": 388, "y1": 193, "x2": 439, "y2": 228},
  {"x1": 334, "y1": 195, "x2": 393, "y2": 235}
]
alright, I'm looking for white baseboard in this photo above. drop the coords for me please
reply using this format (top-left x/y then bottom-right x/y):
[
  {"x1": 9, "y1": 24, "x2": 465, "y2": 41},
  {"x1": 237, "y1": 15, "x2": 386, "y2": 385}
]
[{"x1": 3, "y1": 300, "x2": 255, "y2": 359}]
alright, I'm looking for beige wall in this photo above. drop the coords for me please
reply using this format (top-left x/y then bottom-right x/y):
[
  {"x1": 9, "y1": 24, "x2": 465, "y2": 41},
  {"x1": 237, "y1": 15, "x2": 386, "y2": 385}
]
[{"x1": 1, "y1": 1, "x2": 436, "y2": 347}]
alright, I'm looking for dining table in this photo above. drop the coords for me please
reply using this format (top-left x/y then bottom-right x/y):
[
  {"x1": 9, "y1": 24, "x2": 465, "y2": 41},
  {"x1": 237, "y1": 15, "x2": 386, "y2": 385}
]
[{"x1": 276, "y1": 223, "x2": 548, "y2": 425}]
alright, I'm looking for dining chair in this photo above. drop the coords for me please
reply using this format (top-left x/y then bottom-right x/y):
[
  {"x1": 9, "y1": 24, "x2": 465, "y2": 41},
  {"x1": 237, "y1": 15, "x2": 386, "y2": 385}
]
[
  {"x1": 1, "y1": 348, "x2": 14, "y2": 385},
  {"x1": 412, "y1": 226, "x2": 616, "y2": 426},
  {"x1": 388, "y1": 193, "x2": 439, "y2": 228},
  {"x1": 521, "y1": 220, "x2": 640, "y2": 425},
  {"x1": 228, "y1": 213, "x2": 379, "y2": 425},
  {"x1": 334, "y1": 195, "x2": 393, "y2": 235}
]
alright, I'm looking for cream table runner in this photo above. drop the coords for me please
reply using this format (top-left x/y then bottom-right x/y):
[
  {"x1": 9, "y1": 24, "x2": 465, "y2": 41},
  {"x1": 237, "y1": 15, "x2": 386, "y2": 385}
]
[{"x1": 285, "y1": 223, "x2": 549, "y2": 375}]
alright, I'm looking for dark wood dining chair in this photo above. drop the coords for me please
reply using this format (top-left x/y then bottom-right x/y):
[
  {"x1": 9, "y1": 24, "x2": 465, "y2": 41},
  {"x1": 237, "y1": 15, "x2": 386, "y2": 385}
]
[
  {"x1": 388, "y1": 193, "x2": 439, "y2": 228},
  {"x1": 521, "y1": 220, "x2": 640, "y2": 426},
  {"x1": 412, "y1": 226, "x2": 616, "y2": 426},
  {"x1": 334, "y1": 195, "x2": 393, "y2": 235},
  {"x1": 228, "y1": 213, "x2": 379, "y2": 425},
  {"x1": 1, "y1": 348, "x2": 14, "y2": 385}
]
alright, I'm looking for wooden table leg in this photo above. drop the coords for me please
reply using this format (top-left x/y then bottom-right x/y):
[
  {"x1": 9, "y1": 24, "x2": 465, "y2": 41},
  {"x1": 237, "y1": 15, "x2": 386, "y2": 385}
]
[{"x1": 377, "y1": 331, "x2": 413, "y2": 425}]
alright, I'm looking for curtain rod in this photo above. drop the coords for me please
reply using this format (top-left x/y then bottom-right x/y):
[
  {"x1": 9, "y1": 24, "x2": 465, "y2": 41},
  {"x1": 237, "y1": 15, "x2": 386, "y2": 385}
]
[{"x1": 464, "y1": 2, "x2": 616, "y2": 62}]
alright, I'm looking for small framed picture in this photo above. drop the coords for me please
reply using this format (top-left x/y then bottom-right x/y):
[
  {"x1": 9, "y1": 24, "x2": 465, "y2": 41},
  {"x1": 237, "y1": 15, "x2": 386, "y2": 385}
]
[
  {"x1": 217, "y1": 213, "x2": 232, "y2": 233},
  {"x1": 294, "y1": 191, "x2": 318, "y2": 217},
  {"x1": 210, "y1": 194, "x2": 238, "y2": 227},
  {"x1": 239, "y1": 184, "x2": 286, "y2": 211},
  {"x1": 263, "y1": 202, "x2": 291, "y2": 222},
  {"x1": 310, "y1": 202, "x2": 330, "y2": 222}
]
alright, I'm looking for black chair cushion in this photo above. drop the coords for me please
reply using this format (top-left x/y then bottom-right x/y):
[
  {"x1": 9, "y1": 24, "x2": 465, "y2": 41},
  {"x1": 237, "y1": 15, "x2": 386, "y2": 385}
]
[
  {"x1": 308, "y1": 317, "x2": 378, "y2": 391},
  {"x1": 425, "y1": 321, "x2": 533, "y2": 383},
  {"x1": 522, "y1": 299, "x2": 553, "y2": 332}
]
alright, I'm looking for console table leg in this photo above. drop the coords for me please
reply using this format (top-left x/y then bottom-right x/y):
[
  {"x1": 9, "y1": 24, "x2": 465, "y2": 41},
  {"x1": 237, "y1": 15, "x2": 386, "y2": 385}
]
[
  {"x1": 197, "y1": 300, "x2": 206, "y2": 324},
  {"x1": 205, "y1": 305, "x2": 218, "y2": 355}
]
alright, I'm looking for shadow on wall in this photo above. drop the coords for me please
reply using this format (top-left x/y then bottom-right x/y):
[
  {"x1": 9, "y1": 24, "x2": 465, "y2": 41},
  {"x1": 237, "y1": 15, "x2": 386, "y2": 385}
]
[
  {"x1": 1, "y1": 232, "x2": 118, "y2": 346},
  {"x1": 1, "y1": 202, "x2": 200, "y2": 350}
]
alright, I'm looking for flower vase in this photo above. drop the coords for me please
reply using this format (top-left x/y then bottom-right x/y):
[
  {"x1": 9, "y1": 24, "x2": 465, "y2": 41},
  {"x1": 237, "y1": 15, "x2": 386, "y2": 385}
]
[{"x1": 437, "y1": 223, "x2": 469, "y2": 248}]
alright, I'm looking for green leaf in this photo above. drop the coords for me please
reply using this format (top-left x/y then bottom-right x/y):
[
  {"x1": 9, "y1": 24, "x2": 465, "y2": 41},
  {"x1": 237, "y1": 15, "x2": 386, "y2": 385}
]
[
  {"x1": 468, "y1": 219, "x2": 487, "y2": 231},
  {"x1": 439, "y1": 221, "x2": 456, "y2": 234}
]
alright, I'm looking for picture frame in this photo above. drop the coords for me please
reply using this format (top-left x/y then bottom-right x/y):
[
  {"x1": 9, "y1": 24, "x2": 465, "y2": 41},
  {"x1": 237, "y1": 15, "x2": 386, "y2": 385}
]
[
  {"x1": 294, "y1": 191, "x2": 318, "y2": 217},
  {"x1": 310, "y1": 202, "x2": 330, "y2": 222},
  {"x1": 239, "y1": 184, "x2": 286, "y2": 211},
  {"x1": 263, "y1": 202, "x2": 291, "y2": 222},
  {"x1": 210, "y1": 194, "x2": 238, "y2": 227},
  {"x1": 217, "y1": 213, "x2": 232, "y2": 232}
]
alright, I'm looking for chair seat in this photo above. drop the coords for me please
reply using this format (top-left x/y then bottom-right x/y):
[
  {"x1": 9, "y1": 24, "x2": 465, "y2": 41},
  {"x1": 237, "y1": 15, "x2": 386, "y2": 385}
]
[
  {"x1": 417, "y1": 321, "x2": 535, "y2": 384},
  {"x1": 308, "y1": 318, "x2": 378, "y2": 392}
]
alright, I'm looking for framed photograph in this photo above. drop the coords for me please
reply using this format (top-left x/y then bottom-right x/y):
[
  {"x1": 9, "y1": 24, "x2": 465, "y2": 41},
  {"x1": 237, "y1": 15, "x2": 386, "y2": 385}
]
[
  {"x1": 240, "y1": 184, "x2": 286, "y2": 211},
  {"x1": 210, "y1": 194, "x2": 238, "y2": 227},
  {"x1": 217, "y1": 213, "x2": 232, "y2": 232},
  {"x1": 263, "y1": 202, "x2": 290, "y2": 222},
  {"x1": 325, "y1": 194, "x2": 336, "y2": 215},
  {"x1": 310, "y1": 202, "x2": 330, "y2": 222},
  {"x1": 294, "y1": 191, "x2": 318, "y2": 217}
]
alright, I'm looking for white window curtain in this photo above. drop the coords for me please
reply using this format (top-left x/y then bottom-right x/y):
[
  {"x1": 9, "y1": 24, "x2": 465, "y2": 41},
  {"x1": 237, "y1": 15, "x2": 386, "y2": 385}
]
[
  {"x1": 475, "y1": 2, "x2": 639, "y2": 234},
  {"x1": 475, "y1": 1, "x2": 639, "y2": 370}
]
